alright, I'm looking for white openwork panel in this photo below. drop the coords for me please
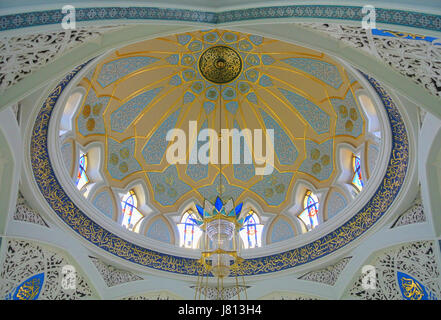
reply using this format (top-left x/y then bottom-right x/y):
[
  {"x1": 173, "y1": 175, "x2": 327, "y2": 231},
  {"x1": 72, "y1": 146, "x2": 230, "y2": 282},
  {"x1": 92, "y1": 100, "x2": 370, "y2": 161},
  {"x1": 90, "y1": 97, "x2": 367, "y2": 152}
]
[
  {"x1": 299, "y1": 257, "x2": 351, "y2": 286},
  {"x1": 122, "y1": 292, "x2": 179, "y2": 300},
  {"x1": 259, "y1": 291, "x2": 321, "y2": 300},
  {"x1": 89, "y1": 256, "x2": 142, "y2": 287},
  {"x1": 13, "y1": 192, "x2": 49, "y2": 227},
  {"x1": 0, "y1": 239, "x2": 93, "y2": 300},
  {"x1": 191, "y1": 286, "x2": 249, "y2": 300},
  {"x1": 392, "y1": 198, "x2": 426, "y2": 228},
  {"x1": 0, "y1": 26, "x2": 123, "y2": 91},
  {"x1": 299, "y1": 23, "x2": 441, "y2": 98},
  {"x1": 348, "y1": 241, "x2": 441, "y2": 300}
]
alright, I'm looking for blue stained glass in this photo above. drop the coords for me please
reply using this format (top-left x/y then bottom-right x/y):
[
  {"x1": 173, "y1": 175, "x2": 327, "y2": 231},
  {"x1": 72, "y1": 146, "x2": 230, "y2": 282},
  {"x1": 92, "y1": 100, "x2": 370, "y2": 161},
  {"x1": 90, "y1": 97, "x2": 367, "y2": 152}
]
[
  {"x1": 352, "y1": 154, "x2": 364, "y2": 191},
  {"x1": 121, "y1": 190, "x2": 144, "y2": 232},
  {"x1": 298, "y1": 191, "x2": 319, "y2": 230},
  {"x1": 183, "y1": 212, "x2": 202, "y2": 246},
  {"x1": 76, "y1": 153, "x2": 89, "y2": 190},
  {"x1": 244, "y1": 215, "x2": 257, "y2": 248},
  {"x1": 235, "y1": 203, "x2": 243, "y2": 216},
  {"x1": 215, "y1": 196, "x2": 223, "y2": 211},
  {"x1": 196, "y1": 204, "x2": 204, "y2": 218}
]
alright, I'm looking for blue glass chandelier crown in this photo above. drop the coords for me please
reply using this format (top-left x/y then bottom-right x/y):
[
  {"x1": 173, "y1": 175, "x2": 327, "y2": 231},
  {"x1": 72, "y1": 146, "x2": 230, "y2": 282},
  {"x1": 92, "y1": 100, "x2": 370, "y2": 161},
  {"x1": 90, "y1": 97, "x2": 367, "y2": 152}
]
[{"x1": 191, "y1": 196, "x2": 245, "y2": 226}]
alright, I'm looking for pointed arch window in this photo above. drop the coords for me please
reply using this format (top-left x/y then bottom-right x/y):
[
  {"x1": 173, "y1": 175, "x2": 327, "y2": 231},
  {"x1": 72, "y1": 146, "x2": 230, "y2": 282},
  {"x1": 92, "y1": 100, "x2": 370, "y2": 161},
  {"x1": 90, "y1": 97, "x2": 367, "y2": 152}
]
[
  {"x1": 239, "y1": 210, "x2": 263, "y2": 249},
  {"x1": 298, "y1": 190, "x2": 319, "y2": 231},
  {"x1": 352, "y1": 154, "x2": 364, "y2": 192},
  {"x1": 121, "y1": 190, "x2": 144, "y2": 233},
  {"x1": 178, "y1": 210, "x2": 203, "y2": 249},
  {"x1": 76, "y1": 152, "x2": 89, "y2": 190}
]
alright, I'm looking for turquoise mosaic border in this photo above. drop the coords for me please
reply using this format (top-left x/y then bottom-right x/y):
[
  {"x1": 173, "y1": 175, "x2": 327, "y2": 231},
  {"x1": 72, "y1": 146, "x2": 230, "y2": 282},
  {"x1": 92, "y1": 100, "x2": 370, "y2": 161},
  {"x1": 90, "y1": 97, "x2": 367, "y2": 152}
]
[
  {"x1": 30, "y1": 61, "x2": 409, "y2": 276},
  {"x1": 1, "y1": 6, "x2": 440, "y2": 32}
]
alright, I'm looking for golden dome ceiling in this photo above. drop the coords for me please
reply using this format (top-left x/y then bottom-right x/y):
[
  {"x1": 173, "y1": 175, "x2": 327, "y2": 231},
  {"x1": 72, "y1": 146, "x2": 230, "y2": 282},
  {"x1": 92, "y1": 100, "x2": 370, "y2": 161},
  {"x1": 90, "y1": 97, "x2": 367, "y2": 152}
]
[{"x1": 72, "y1": 29, "x2": 368, "y2": 214}]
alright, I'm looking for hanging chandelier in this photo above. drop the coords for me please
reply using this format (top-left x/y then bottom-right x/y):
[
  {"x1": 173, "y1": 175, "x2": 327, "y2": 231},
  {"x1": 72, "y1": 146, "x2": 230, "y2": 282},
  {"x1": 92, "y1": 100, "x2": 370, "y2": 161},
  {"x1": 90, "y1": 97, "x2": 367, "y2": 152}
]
[{"x1": 191, "y1": 196, "x2": 248, "y2": 300}]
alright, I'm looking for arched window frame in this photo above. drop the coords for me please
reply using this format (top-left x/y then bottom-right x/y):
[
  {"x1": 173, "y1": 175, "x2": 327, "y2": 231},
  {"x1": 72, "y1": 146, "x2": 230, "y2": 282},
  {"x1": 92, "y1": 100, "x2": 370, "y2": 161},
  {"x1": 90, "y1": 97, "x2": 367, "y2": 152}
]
[
  {"x1": 59, "y1": 89, "x2": 85, "y2": 137},
  {"x1": 120, "y1": 189, "x2": 145, "y2": 233},
  {"x1": 239, "y1": 210, "x2": 263, "y2": 249},
  {"x1": 177, "y1": 210, "x2": 203, "y2": 249},
  {"x1": 297, "y1": 190, "x2": 320, "y2": 231}
]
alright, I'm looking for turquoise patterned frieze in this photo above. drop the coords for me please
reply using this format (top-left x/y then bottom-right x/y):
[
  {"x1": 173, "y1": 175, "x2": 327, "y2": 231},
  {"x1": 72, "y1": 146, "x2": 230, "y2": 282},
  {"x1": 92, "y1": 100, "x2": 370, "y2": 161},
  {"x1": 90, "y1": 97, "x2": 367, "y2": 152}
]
[
  {"x1": 97, "y1": 56, "x2": 159, "y2": 87},
  {"x1": 111, "y1": 87, "x2": 162, "y2": 133},
  {"x1": 142, "y1": 108, "x2": 181, "y2": 165},
  {"x1": 250, "y1": 167, "x2": 293, "y2": 206},
  {"x1": 107, "y1": 138, "x2": 141, "y2": 180},
  {"x1": 279, "y1": 88, "x2": 330, "y2": 135},
  {"x1": 282, "y1": 58, "x2": 343, "y2": 89},
  {"x1": 77, "y1": 88, "x2": 108, "y2": 136},
  {"x1": 2, "y1": 6, "x2": 439, "y2": 33},
  {"x1": 330, "y1": 89, "x2": 363, "y2": 137},
  {"x1": 147, "y1": 165, "x2": 192, "y2": 206},
  {"x1": 259, "y1": 109, "x2": 297, "y2": 165},
  {"x1": 299, "y1": 139, "x2": 334, "y2": 181}
]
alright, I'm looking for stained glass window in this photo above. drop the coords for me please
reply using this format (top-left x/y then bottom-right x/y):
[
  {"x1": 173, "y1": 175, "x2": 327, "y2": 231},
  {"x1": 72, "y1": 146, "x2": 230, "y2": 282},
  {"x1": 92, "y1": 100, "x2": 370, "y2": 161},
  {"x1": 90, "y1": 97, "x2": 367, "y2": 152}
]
[
  {"x1": 178, "y1": 210, "x2": 203, "y2": 249},
  {"x1": 239, "y1": 211, "x2": 263, "y2": 249},
  {"x1": 352, "y1": 154, "x2": 364, "y2": 191},
  {"x1": 121, "y1": 190, "x2": 144, "y2": 233},
  {"x1": 298, "y1": 190, "x2": 319, "y2": 231},
  {"x1": 76, "y1": 152, "x2": 89, "y2": 190}
]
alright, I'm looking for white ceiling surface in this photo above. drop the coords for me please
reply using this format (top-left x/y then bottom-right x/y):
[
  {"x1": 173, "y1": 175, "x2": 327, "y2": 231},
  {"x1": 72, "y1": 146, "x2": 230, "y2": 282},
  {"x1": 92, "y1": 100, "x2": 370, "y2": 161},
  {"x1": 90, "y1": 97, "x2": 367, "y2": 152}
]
[{"x1": 1, "y1": 0, "x2": 440, "y2": 14}]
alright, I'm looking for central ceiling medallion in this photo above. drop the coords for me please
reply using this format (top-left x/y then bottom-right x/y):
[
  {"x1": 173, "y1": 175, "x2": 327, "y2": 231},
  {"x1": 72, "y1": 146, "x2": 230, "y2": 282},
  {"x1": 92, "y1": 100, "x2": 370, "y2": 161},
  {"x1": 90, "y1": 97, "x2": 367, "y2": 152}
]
[{"x1": 199, "y1": 45, "x2": 242, "y2": 84}]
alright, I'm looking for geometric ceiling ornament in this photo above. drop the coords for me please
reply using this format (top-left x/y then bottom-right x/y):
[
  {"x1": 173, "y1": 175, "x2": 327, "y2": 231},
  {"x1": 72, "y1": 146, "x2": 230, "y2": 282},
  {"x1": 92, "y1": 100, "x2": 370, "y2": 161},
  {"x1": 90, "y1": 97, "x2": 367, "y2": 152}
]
[
  {"x1": 30, "y1": 28, "x2": 408, "y2": 276},
  {"x1": 199, "y1": 45, "x2": 242, "y2": 84}
]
